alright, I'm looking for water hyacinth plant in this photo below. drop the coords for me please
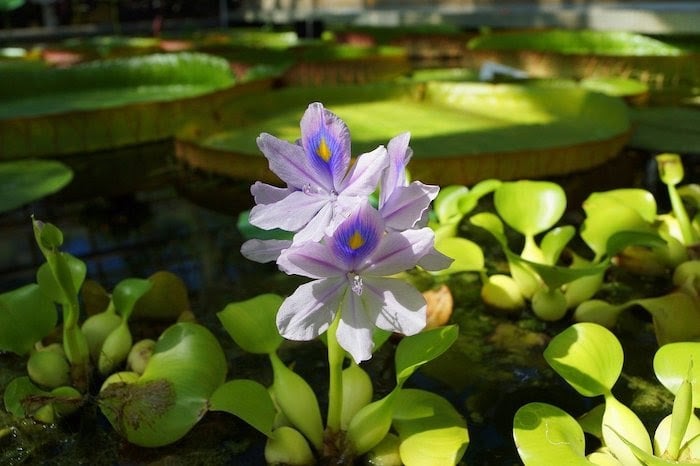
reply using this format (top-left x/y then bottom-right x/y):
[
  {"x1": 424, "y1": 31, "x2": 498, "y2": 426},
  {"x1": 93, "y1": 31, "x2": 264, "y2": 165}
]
[{"x1": 219, "y1": 102, "x2": 468, "y2": 464}]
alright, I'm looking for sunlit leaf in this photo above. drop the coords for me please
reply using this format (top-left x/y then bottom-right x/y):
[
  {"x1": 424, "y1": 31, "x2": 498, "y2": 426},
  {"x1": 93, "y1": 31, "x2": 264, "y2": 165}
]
[
  {"x1": 544, "y1": 323, "x2": 623, "y2": 397},
  {"x1": 494, "y1": 180, "x2": 566, "y2": 236},
  {"x1": 209, "y1": 379, "x2": 276, "y2": 437},
  {"x1": 654, "y1": 342, "x2": 700, "y2": 407},
  {"x1": 393, "y1": 389, "x2": 469, "y2": 466},
  {"x1": 513, "y1": 402, "x2": 593, "y2": 466},
  {"x1": 395, "y1": 325, "x2": 458, "y2": 386},
  {"x1": 218, "y1": 294, "x2": 284, "y2": 354}
]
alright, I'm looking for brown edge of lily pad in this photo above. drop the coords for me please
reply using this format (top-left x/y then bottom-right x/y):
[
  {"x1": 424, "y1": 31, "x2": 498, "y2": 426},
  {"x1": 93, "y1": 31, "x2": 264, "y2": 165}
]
[{"x1": 174, "y1": 129, "x2": 632, "y2": 187}]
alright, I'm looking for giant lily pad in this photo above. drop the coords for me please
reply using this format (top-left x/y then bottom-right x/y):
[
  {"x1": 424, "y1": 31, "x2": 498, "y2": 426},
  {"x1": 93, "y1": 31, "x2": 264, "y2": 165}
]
[
  {"x1": 628, "y1": 106, "x2": 700, "y2": 154},
  {"x1": 0, "y1": 52, "x2": 244, "y2": 158},
  {"x1": 175, "y1": 81, "x2": 630, "y2": 186},
  {"x1": 466, "y1": 29, "x2": 698, "y2": 104}
]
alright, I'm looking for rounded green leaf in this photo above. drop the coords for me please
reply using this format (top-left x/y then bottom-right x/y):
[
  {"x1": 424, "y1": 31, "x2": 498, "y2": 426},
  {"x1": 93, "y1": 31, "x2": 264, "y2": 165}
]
[
  {"x1": 35, "y1": 253, "x2": 86, "y2": 306},
  {"x1": 112, "y1": 278, "x2": 153, "y2": 321},
  {"x1": 395, "y1": 325, "x2": 458, "y2": 386},
  {"x1": 218, "y1": 294, "x2": 284, "y2": 354},
  {"x1": 602, "y1": 394, "x2": 653, "y2": 465},
  {"x1": 393, "y1": 389, "x2": 469, "y2": 466},
  {"x1": 494, "y1": 181, "x2": 566, "y2": 237},
  {"x1": 654, "y1": 342, "x2": 700, "y2": 407},
  {"x1": 131, "y1": 271, "x2": 191, "y2": 321},
  {"x1": 3, "y1": 376, "x2": 48, "y2": 418},
  {"x1": 544, "y1": 323, "x2": 623, "y2": 397},
  {"x1": 209, "y1": 379, "x2": 276, "y2": 437},
  {"x1": 99, "y1": 322, "x2": 227, "y2": 447},
  {"x1": 0, "y1": 160, "x2": 73, "y2": 214},
  {"x1": 513, "y1": 402, "x2": 593, "y2": 466},
  {"x1": 0, "y1": 284, "x2": 57, "y2": 355},
  {"x1": 433, "y1": 237, "x2": 484, "y2": 274},
  {"x1": 433, "y1": 185, "x2": 469, "y2": 225}
]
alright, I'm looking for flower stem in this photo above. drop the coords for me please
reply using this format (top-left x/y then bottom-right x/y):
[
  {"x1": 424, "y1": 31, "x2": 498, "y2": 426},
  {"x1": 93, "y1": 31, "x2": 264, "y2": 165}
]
[{"x1": 326, "y1": 312, "x2": 344, "y2": 433}]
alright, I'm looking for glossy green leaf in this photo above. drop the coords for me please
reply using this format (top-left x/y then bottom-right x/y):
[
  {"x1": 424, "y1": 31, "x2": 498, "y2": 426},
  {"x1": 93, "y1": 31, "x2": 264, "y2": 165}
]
[
  {"x1": 434, "y1": 185, "x2": 470, "y2": 225},
  {"x1": 544, "y1": 323, "x2": 623, "y2": 397},
  {"x1": 218, "y1": 294, "x2": 284, "y2": 354},
  {"x1": 654, "y1": 414, "x2": 700, "y2": 460},
  {"x1": 347, "y1": 389, "x2": 399, "y2": 455},
  {"x1": 469, "y1": 212, "x2": 507, "y2": 246},
  {"x1": 540, "y1": 225, "x2": 576, "y2": 265},
  {"x1": 433, "y1": 237, "x2": 484, "y2": 274},
  {"x1": 604, "y1": 230, "x2": 666, "y2": 258},
  {"x1": 513, "y1": 402, "x2": 593, "y2": 466},
  {"x1": 112, "y1": 278, "x2": 152, "y2": 321},
  {"x1": 0, "y1": 160, "x2": 73, "y2": 213},
  {"x1": 35, "y1": 253, "x2": 86, "y2": 306},
  {"x1": 99, "y1": 322, "x2": 227, "y2": 447},
  {"x1": 131, "y1": 271, "x2": 190, "y2": 321},
  {"x1": 494, "y1": 181, "x2": 567, "y2": 236},
  {"x1": 654, "y1": 342, "x2": 700, "y2": 407},
  {"x1": 395, "y1": 325, "x2": 458, "y2": 386},
  {"x1": 3, "y1": 376, "x2": 48, "y2": 418},
  {"x1": 209, "y1": 379, "x2": 276, "y2": 437},
  {"x1": 0, "y1": 284, "x2": 56, "y2": 355},
  {"x1": 0, "y1": 0, "x2": 24, "y2": 11},
  {"x1": 392, "y1": 389, "x2": 469, "y2": 466},
  {"x1": 603, "y1": 395, "x2": 653, "y2": 466},
  {"x1": 635, "y1": 292, "x2": 700, "y2": 345}
]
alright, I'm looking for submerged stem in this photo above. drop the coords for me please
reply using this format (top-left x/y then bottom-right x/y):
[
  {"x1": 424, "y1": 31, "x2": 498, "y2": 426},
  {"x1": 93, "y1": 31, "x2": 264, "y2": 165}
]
[{"x1": 326, "y1": 312, "x2": 344, "y2": 434}]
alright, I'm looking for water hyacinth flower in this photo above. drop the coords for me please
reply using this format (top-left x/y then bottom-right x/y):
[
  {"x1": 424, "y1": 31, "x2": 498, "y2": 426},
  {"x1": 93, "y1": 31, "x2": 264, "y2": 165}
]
[
  {"x1": 276, "y1": 202, "x2": 442, "y2": 363},
  {"x1": 246, "y1": 102, "x2": 389, "y2": 251}
]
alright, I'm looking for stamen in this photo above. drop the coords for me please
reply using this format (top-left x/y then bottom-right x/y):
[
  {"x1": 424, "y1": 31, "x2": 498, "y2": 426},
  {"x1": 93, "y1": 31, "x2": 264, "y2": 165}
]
[{"x1": 351, "y1": 274, "x2": 363, "y2": 295}]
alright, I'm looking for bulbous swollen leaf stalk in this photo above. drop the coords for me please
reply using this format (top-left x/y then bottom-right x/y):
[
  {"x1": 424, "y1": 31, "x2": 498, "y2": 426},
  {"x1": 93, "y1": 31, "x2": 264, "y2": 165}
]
[
  {"x1": 269, "y1": 352, "x2": 324, "y2": 450},
  {"x1": 98, "y1": 322, "x2": 133, "y2": 375},
  {"x1": 666, "y1": 364, "x2": 693, "y2": 459},
  {"x1": 340, "y1": 361, "x2": 373, "y2": 430},
  {"x1": 265, "y1": 426, "x2": 315, "y2": 466}
]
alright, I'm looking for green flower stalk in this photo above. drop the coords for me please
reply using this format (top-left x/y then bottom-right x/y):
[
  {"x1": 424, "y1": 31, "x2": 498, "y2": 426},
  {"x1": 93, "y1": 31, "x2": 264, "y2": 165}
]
[
  {"x1": 656, "y1": 153, "x2": 698, "y2": 246},
  {"x1": 326, "y1": 312, "x2": 344, "y2": 434}
]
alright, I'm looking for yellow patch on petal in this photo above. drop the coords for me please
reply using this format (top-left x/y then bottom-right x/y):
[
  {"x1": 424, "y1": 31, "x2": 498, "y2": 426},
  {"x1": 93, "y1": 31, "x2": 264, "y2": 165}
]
[
  {"x1": 316, "y1": 138, "x2": 332, "y2": 162},
  {"x1": 348, "y1": 231, "x2": 365, "y2": 250}
]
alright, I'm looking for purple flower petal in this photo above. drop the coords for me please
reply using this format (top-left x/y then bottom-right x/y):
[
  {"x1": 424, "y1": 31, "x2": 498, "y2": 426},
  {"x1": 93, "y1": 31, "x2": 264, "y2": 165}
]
[
  {"x1": 277, "y1": 241, "x2": 345, "y2": 279},
  {"x1": 380, "y1": 132, "x2": 412, "y2": 206},
  {"x1": 257, "y1": 133, "x2": 329, "y2": 191},
  {"x1": 340, "y1": 146, "x2": 389, "y2": 197},
  {"x1": 362, "y1": 277, "x2": 426, "y2": 336},
  {"x1": 251, "y1": 182, "x2": 294, "y2": 205},
  {"x1": 361, "y1": 228, "x2": 436, "y2": 276},
  {"x1": 241, "y1": 239, "x2": 292, "y2": 263},
  {"x1": 330, "y1": 202, "x2": 383, "y2": 270},
  {"x1": 300, "y1": 103, "x2": 351, "y2": 190},
  {"x1": 418, "y1": 247, "x2": 454, "y2": 271},
  {"x1": 277, "y1": 278, "x2": 345, "y2": 341},
  {"x1": 337, "y1": 289, "x2": 375, "y2": 363},
  {"x1": 249, "y1": 190, "x2": 327, "y2": 232},
  {"x1": 380, "y1": 182, "x2": 439, "y2": 231}
]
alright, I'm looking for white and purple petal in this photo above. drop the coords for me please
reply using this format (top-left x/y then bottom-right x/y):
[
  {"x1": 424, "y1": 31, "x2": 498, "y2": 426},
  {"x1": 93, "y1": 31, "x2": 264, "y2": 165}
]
[
  {"x1": 277, "y1": 278, "x2": 346, "y2": 341},
  {"x1": 360, "y1": 227, "x2": 436, "y2": 276},
  {"x1": 336, "y1": 289, "x2": 376, "y2": 363},
  {"x1": 417, "y1": 246, "x2": 454, "y2": 271},
  {"x1": 362, "y1": 277, "x2": 426, "y2": 336},
  {"x1": 380, "y1": 182, "x2": 439, "y2": 231},
  {"x1": 249, "y1": 190, "x2": 327, "y2": 232},
  {"x1": 339, "y1": 146, "x2": 389, "y2": 198},
  {"x1": 241, "y1": 239, "x2": 292, "y2": 263},
  {"x1": 257, "y1": 133, "x2": 329, "y2": 191},
  {"x1": 300, "y1": 103, "x2": 351, "y2": 190},
  {"x1": 277, "y1": 241, "x2": 346, "y2": 279},
  {"x1": 250, "y1": 181, "x2": 294, "y2": 205},
  {"x1": 380, "y1": 132, "x2": 412, "y2": 206}
]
